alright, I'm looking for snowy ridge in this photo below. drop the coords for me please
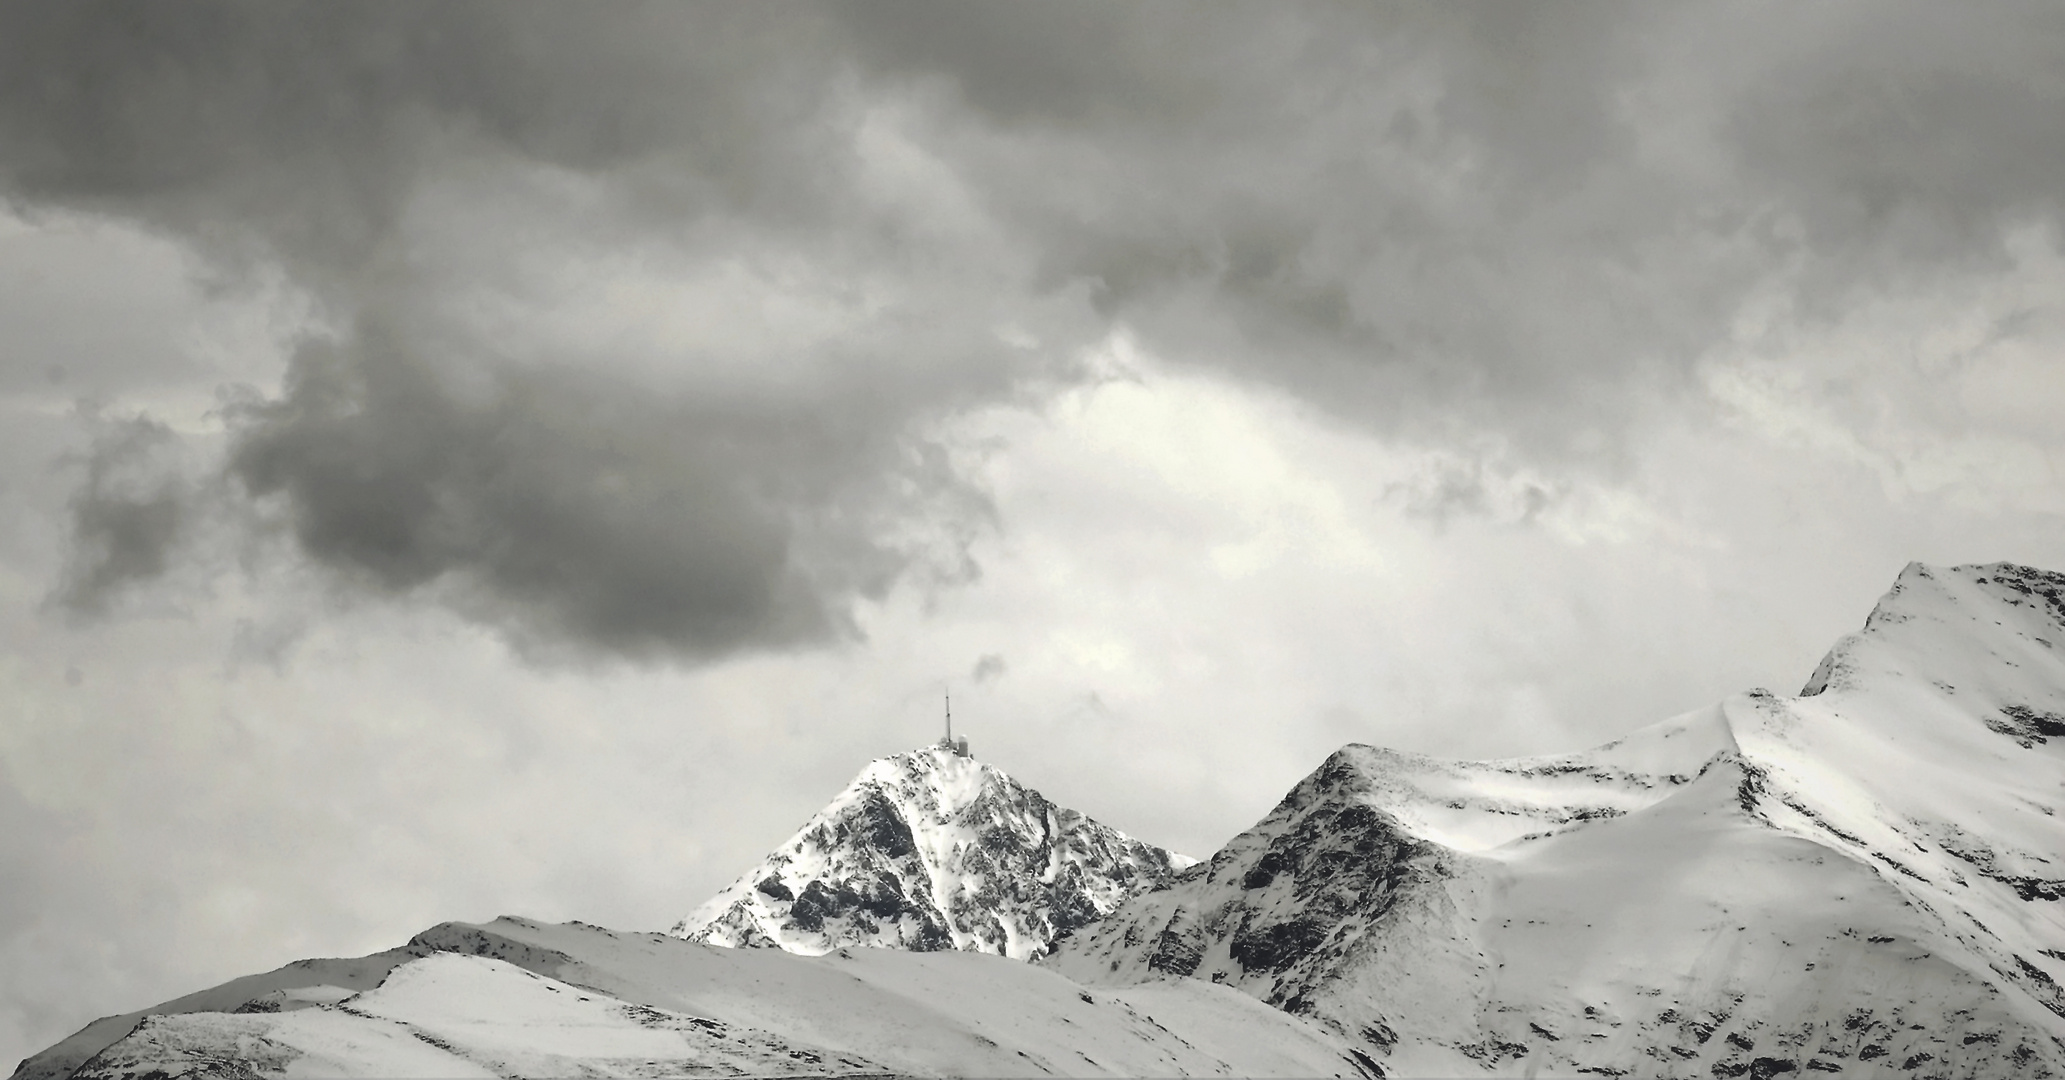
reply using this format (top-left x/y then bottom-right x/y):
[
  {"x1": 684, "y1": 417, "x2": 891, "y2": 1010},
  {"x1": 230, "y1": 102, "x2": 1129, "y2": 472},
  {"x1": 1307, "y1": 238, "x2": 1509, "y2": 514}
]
[
  {"x1": 671, "y1": 745, "x2": 1194, "y2": 959},
  {"x1": 1044, "y1": 562, "x2": 2065, "y2": 1077},
  {"x1": 9, "y1": 948, "x2": 431, "y2": 1080},
  {"x1": 39, "y1": 917, "x2": 1374, "y2": 1080}
]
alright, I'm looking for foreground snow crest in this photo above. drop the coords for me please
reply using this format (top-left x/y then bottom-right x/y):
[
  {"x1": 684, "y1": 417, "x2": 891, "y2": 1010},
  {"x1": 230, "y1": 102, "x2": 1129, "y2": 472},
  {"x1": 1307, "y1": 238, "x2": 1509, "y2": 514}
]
[
  {"x1": 32, "y1": 918, "x2": 1374, "y2": 1080},
  {"x1": 1044, "y1": 561, "x2": 2065, "y2": 1077},
  {"x1": 671, "y1": 745, "x2": 1194, "y2": 959}
]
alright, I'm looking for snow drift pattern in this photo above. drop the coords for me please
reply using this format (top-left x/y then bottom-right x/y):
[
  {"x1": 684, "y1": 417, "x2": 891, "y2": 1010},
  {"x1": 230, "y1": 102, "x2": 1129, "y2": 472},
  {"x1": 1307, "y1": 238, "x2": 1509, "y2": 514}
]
[{"x1": 671, "y1": 746, "x2": 1194, "y2": 958}]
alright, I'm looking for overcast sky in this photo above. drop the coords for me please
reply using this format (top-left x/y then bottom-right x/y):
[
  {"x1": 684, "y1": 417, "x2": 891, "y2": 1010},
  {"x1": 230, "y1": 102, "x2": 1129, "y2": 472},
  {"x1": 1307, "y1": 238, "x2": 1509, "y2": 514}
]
[{"x1": 6, "y1": 0, "x2": 2065, "y2": 1064}]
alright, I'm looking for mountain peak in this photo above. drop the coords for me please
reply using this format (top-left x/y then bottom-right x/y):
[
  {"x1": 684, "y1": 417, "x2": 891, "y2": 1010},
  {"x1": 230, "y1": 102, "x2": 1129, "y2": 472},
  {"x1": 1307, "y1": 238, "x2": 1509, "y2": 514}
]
[
  {"x1": 1045, "y1": 560, "x2": 2065, "y2": 1075},
  {"x1": 672, "y1": 745, "x2": 1194, "y2": 959},
  {"x1": 1803, "y1": 560, "x2": 2065, "y2": 701},
  {"x1": 872, "y1": 740, "x2": 987, "y2": 778}
]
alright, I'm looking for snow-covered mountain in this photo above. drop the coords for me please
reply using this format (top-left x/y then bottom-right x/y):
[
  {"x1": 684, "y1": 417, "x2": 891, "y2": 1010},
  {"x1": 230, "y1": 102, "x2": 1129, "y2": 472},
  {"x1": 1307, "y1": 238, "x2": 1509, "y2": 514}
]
[
  {"x1": 672, "y1": 744, "x2": 1195, "y2": 958},
  {"x1": 20, "y1": 560, "x2": 2065, "y2": 1079},
  {"x1": 1043, "y1": 562, "x2": 2065, "y2": 1077},
  {"x1": 22, "y1": 917, "x2": 1374, "y2": 1079}
]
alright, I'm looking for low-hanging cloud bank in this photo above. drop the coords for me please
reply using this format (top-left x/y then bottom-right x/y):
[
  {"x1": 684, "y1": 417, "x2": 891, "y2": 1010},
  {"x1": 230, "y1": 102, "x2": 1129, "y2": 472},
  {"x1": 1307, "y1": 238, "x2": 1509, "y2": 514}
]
[{"x1": 5, "y1": 1, "x2": 2062, "y2": 662}]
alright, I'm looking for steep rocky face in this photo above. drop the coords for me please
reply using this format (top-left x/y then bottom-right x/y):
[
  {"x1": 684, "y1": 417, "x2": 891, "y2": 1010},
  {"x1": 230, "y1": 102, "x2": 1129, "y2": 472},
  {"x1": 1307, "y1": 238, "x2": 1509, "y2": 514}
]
[
  {"x1": 1043, "y1": 707, "x2": 1744, "y2": 1071},
  {"x1": 1045, "y1": 562, "x2": 2065, "y2": 1077},
  {"x1": 672, "y1": 745, "x2": 1194, "y2": 959}
]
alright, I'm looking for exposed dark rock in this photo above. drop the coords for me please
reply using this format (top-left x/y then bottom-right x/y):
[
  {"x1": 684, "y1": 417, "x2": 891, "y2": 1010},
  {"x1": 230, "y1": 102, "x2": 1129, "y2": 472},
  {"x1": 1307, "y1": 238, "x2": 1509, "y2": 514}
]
[
  {"x1": 2001, "y1": 877, "x2": 2065, "y2": 902},
  {"x1": 1990, "y1": 705, "x2": 2065, "y2": 747},
  {"x1": 1230, "y1": 916, "x2": 1332, "y2": 974},
  {"x1": 1458, "y1": 1036, "x2": 1530, "y2": 1064}
]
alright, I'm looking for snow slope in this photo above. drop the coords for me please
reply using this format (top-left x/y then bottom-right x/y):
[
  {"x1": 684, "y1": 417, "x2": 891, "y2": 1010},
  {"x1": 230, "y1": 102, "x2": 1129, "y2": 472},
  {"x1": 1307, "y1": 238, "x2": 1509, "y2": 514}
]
[
  {"x1": 48, "y1": 917, "x2": 1374, "y2": 1079},
  {"x1": 10, "y1": 946, "x2": 428, "y2": 1080},
  {"x1": 1042, "y1": 561, "x2": 2065, "y2": 1077},
  {"x1": 673, "y1": 745, "x2": 1193, "y2": 959}
]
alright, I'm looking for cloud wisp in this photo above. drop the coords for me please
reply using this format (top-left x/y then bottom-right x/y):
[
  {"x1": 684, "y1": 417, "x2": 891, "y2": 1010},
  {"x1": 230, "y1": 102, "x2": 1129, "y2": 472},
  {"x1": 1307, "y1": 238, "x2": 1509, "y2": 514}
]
[{"x1": 50, "y1": 411, "x2": 190, "y2": 617}]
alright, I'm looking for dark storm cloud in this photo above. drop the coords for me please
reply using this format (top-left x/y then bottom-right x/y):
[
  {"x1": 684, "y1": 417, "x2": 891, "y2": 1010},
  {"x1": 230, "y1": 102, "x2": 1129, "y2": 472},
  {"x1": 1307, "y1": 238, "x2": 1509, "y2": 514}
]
[
  {"x1": 827, "y1": 2, "x2": 1693, "y2": 446},
  {"x1": 0, "y1": 1, "x2": 998, "y2": 661},
  {"x1": 0, "y1": 2, "x2": 850, "y2": 262},
  {"x1": 50, "y1": 412, "x2": 188, "y2": 617},
  {"x1": 6, "y1": 1, "x2": 2062, "y2": 656},
  {"x1": 1725, "y1": 5, "x2": 2065, "y2": 282},
  {"x1": 222, "y1": 320, "x2": 982, "y2": 662},
  {"x1": 834, "y1": 2, "x2": 2065, "y2": 456}
]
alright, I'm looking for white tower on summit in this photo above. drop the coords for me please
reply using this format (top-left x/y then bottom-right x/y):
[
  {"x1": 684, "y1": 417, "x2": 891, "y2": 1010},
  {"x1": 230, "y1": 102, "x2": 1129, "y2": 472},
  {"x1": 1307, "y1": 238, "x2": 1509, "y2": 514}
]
[{"x1": 938, "y1": 692, "x2": 971, "y2": 757}]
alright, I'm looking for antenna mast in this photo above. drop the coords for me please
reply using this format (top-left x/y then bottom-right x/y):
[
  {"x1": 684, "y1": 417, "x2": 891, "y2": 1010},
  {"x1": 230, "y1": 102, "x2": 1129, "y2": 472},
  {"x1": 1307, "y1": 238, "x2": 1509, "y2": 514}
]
[{"x1": 938, "y1": 691, "x2": 968, "y2": 757}]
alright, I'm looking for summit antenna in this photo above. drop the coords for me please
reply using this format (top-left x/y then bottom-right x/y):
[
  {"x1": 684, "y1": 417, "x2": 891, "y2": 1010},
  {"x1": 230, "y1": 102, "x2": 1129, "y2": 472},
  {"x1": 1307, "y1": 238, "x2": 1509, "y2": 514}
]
[{"x1": 938, "y1": 690, "x2": 969, "y2": 758}]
